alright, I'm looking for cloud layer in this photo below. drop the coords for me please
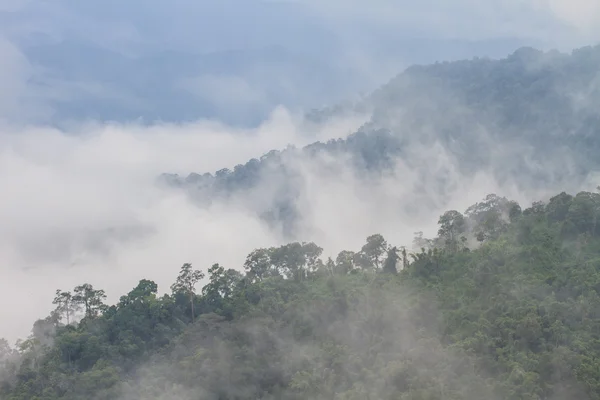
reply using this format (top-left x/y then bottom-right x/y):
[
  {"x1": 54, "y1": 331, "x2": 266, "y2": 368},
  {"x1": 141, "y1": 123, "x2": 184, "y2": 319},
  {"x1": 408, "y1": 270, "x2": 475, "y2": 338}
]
[
  {"x1": 0, "y1": 109, "x2": 372, "y2": 343},
  {"x1": 1, "y1": 100, "x2": 586, "y2": 343}
]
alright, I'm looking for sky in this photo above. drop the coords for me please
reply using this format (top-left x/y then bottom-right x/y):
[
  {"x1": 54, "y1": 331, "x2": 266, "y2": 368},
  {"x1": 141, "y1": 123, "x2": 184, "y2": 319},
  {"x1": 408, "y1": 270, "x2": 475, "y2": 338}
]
[
  {"x1": 0, "y1": 0, "x2": 598, "y2": 125},
  {"x1": 0, "y1": 0, "x2": 600, "y2": 343}
]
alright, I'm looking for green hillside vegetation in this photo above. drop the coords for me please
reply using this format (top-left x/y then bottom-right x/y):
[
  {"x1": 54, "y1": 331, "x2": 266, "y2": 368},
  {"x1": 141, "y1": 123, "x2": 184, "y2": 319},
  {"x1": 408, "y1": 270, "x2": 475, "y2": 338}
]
[{"x1": 3, "y1": 190, "x2": 600, "y2": 399}]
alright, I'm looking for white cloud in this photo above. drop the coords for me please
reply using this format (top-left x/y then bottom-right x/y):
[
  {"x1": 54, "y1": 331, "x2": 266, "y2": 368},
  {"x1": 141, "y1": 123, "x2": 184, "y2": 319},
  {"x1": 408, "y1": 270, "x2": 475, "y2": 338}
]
[{"x1": 0, "y1": 108, "x2": 370, "y2": 343}]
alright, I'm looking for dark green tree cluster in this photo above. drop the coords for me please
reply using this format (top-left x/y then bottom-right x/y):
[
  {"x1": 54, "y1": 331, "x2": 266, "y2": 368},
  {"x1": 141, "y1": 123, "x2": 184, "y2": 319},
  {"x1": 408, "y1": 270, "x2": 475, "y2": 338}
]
[{"x1": 3, "y1": 190, "x2": 600, "y2": 399}]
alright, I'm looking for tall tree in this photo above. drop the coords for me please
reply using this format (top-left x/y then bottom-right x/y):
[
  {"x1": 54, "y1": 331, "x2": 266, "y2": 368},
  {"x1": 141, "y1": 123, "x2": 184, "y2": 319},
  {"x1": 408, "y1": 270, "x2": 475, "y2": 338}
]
[
  {"x1": 412, "y1": 231, "x2": 432, "y2": 251},
  {"x1": 73, "y1": 284, "x2": 107, "y2": 319},
  {"x1": 171, "y1": 263, "x2": 204, "y2": 322},
  {"x1": 270, "y1": 242, "x2": 323, "y2": 281},
  {"x1": 360, "y1": 234, "x2": 388, "y2": 269},
  {"x1": 119, "y1": 279, "x2": 158, "y2": 307},
  {"x1": 400, "y1": 246, "x2": 409, "y2": 270},
  {"x1": 382, "y1": 247, "x2": 399, "y2": 275},
  {"x1": 244, "y1": 248, "x2": 275, "y2": 282},
  {"x1": 465, "y1": 194, "x2": 510, "y2": 242},
  {"x1": 437, "y1": 210, "x2": 466, "y2": 251},
  {"x1": 335, "y1": 250, "x2": 357, "y2": 274},
  {"x1": 52, "y1": 290, "x2": 80, "y2": 325}
]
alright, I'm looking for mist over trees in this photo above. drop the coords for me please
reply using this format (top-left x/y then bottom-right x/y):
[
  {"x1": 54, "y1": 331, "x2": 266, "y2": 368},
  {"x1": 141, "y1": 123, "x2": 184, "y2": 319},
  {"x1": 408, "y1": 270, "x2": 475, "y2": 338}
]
[
  {"x1": 3, "y1": 190, "x2": 600, "y2": 399},
  {"x1": 162, "y1": 44, "x2": 600, "y2": 236}
]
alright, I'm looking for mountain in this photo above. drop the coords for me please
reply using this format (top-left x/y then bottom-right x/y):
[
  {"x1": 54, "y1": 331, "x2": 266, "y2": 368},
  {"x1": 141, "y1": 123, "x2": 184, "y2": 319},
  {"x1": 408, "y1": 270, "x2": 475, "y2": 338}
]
[
  {"x1": 163, "y1": 44, "x2": 600, "y2": 236},
  {"x1": 3, "y1": 189, "x2": 600, "y2": 399}
]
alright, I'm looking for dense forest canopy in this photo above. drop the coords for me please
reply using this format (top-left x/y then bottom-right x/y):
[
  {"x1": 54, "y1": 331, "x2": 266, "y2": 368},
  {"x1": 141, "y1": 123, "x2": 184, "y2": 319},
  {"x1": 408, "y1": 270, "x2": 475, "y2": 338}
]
[
  {"x1": 162, "y1": 44, "x2": 600, "y2": 236},
  {"x1": 3, "y1": 189, "x2": 600, "y2": 399}
]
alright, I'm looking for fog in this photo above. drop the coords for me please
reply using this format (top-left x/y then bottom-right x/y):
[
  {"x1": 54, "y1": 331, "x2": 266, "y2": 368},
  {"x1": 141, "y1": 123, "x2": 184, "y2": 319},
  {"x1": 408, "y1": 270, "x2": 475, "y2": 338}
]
[
  {"x1": 1, "y1": 97, "x2": 593, "y2": 345},
  {"x1": 0, "y1": 108, "x2": 366, "y2": 342}
]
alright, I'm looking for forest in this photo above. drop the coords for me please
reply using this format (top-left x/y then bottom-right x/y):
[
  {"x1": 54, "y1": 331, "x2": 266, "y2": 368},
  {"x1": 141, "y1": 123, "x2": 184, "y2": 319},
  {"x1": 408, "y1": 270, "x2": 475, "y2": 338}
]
[{"x1": 3, "y1": 189, "x2": 600, "y2": 399}]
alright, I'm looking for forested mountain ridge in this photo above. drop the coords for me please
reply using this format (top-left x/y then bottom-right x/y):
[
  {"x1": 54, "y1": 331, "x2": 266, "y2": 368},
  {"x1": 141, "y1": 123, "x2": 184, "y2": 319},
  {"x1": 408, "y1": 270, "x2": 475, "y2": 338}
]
[
  {"x1": 3, "y1": 189, "x2": 600, "y2": 399},
  {"x1": 162, "y1": 44, "x2": 600, "y2": 236}
]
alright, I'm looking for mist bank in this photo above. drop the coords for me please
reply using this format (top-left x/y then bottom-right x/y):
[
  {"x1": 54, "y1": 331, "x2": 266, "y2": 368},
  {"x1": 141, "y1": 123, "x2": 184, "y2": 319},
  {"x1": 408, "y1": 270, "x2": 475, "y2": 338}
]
[{"x1": 165, "y1": 44, "x2": 600, "y2": 237}]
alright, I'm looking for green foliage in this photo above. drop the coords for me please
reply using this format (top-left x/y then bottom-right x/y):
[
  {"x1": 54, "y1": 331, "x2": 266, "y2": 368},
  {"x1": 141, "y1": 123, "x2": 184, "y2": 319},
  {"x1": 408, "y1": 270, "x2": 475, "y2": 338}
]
[
  {"x1": 4, "y1": 191, "x2": 600, "y2": 399},
  {"x1": 171, "y1": 263, "x2": 204, "y2": 322},
  {"x1": 72, "y1": 284, "x2": 107, "y2": 320}
]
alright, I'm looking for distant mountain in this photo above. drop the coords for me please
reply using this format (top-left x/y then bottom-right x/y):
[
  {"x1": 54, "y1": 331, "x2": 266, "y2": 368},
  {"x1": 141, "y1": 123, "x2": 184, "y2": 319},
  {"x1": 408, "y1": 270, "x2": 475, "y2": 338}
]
[{"x1": 164, "y1": 44, "x2": 600, "y2": 235}]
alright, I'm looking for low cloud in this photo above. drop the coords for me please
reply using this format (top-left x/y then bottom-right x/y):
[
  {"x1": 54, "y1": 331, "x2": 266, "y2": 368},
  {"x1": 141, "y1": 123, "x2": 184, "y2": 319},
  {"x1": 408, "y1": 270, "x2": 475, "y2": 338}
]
[
  {"x1": 0, "y1": 100, "x2": 586, "y2": 344},
  {"x1": 0, "y1": 108, "x2": 369, "y2": 343}
]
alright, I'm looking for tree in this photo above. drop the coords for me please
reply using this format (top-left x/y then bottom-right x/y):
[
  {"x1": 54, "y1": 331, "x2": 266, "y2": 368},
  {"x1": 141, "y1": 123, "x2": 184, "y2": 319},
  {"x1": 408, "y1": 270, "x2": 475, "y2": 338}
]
[
  {"x1": 400, "y1": 246, "x2": 409, "y2": 270},
  {"x1": 52, "y1": 290, "x2": 80, "y2": 325},
  {"x1": 437, "y1": 210, "x2": 466, "y2": 251},
  {"x1": 564, "y1": 191, "x2": 600, "y2": 236},
  {"x1": 203, "y1": 264, "x2": 243, "y2": 300},
  {"x1": 335, "y1": 250, "x2": 357, "y2": 274},
  {"x1": 270, "y1": 242, "x2": 323, "y2": 281},
  {"x1": 73, "y1": 284, "x2": 107, "y2": 319},
  {"x1": 546, "y1": 192, "x2": 573, "y2": 223},
  {"x1": 360, "y1": 234, "x2": 388, "y2": 269},
  {"x1": 382, "y1": 247, "x2": 399, "y2": 274},
  {"x1": 465, "y1": 194, "x2": 511, "y2": 242},
  {"x1": 171, "y1": 263, "x2": 205, "y2": 322},
  {"x1": 202, "y1": 264, "x2": 243, "y2": 315},
  {"x1": 119, "y1": 279, "x2": 158, "y2": 307},
  {"x1": 244, "y1": 248, "x2": 276, "y2": 282},
  {"x1": 412, "y1": 231, "x2": 432, "y2": 251},
  {"x1": 0, "y1": 338, "x2": 18, "y2": 386},
  {"x1": 302, "y1": 242, "x2": 324, "y2": 275},
  {"x1": 508, "y1": 201, "x2": 522, "y2": 222}
]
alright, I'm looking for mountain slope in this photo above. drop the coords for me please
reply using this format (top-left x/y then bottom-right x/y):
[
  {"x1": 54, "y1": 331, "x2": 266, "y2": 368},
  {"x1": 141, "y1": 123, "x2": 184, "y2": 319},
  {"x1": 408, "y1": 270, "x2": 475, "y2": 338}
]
[{"x1": 164, "y1": 44, "x2": 600, "y2": 236}]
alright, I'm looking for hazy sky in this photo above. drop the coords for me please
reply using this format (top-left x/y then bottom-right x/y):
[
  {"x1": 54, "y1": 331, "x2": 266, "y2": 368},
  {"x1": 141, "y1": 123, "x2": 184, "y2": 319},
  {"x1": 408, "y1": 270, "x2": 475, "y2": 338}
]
[
  {"x1": 0, "y1": 0, "x2": 598, "y2": 125},
  {"x1": 0, "y1": 0, "x2": 600, "y2": 343}
]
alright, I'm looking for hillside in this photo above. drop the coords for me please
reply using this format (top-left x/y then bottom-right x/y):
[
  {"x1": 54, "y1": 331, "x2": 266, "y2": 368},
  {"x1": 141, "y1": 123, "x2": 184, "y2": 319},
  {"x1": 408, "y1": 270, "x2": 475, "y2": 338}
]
[
  {"x1": 163, "y1": 45, "x2": 600, "y2": 236},
  {"x1": 2, "y1": 190, "x2": 600, "y2": 399}
]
